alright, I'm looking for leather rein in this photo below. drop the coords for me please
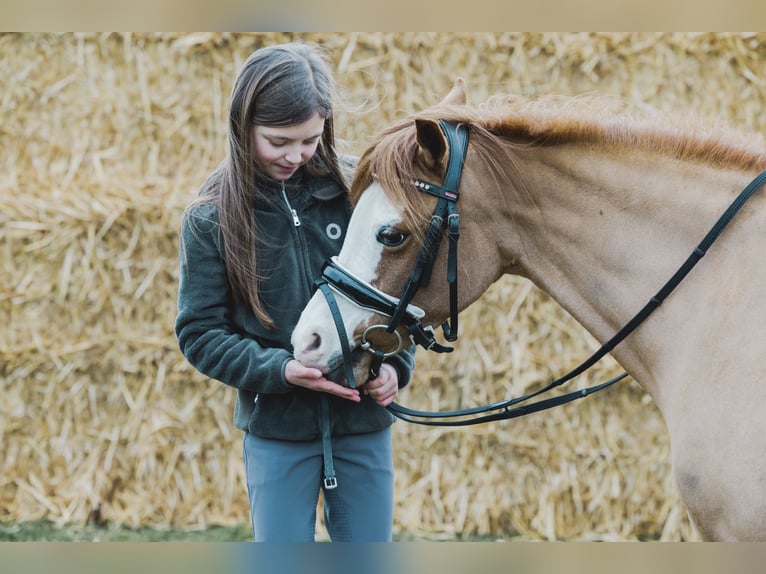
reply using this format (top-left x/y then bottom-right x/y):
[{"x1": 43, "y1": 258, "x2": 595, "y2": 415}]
[{"x1": 315, "y1": 119, "x2": 766, "y2": 426}]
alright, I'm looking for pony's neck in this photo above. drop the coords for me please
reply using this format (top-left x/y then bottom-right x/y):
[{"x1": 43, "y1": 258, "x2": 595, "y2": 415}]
[{"x1": 501, "y1": 143, "x2": 756, "y2": 398}]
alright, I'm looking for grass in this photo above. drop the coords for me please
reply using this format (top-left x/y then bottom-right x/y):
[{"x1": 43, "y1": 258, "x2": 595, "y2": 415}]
[
  {"x1": 0, "y1": 520, "x2": 514, "y2": 542},
  {"x1": 0, "y1": 520, "x2": 254, "y2": 542}
]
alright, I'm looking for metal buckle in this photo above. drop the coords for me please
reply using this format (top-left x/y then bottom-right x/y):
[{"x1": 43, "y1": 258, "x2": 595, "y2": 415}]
[{"x1": 323, "y1": 476, "x2": 338, "y2": 490}]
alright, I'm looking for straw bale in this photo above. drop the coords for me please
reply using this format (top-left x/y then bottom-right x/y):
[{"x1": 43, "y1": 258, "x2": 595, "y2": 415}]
[{"x1": 2, "y1": 32, "x2": 765, "y2": 540}]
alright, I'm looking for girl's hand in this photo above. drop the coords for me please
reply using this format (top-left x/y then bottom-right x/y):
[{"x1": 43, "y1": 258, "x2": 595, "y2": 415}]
[
  {"x1": 363, "y1": 362, "x2": 399, "y2": 407},
  {"x1": 285, "y1": 359, "x2": 361, "y2": 402}
]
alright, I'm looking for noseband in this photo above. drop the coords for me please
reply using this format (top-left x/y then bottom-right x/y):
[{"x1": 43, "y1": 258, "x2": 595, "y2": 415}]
[{"x1": 314, "y1": 118, "x2": 766, "y2": 426}]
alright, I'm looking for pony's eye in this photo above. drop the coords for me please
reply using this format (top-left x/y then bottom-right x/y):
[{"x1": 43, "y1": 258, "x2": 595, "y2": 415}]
[{"x1": 376, "y1": 226, "x2": 408, "y2": 247}]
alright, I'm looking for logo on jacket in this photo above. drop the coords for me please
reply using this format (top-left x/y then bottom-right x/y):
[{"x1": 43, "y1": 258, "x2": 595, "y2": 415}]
[{"x1": 326, "y1": 223, "x2": 342, "y2": 240}]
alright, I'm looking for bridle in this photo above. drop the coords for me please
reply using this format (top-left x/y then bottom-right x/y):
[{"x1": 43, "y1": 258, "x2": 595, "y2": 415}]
[
  {"x1": 315, "y1": 119, "x2": 468, "y2": 384},
  {"x1": 315, "y1": 119, "x2": 766, "y2": 426}
]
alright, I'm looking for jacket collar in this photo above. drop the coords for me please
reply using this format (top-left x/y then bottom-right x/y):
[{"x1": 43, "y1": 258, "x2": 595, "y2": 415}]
[{"x1": 256, "y1": 168, "x2": 346, "y2": 202}]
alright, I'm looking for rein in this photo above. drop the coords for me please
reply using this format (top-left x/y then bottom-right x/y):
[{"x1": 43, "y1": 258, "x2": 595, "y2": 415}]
[{"x1": 315, "y1": 118, "x2": 766, "y2": 426}]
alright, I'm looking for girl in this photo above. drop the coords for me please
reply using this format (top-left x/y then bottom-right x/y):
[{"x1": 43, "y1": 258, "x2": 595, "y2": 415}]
[{"x1": 175, "y1": 41, "x2": 416, "y2": 541}]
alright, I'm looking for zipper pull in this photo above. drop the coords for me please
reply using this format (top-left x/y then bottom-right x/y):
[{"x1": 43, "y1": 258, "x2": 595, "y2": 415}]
[{"x1": 281, "y1": 181, "x2": 301, "y2": 227}]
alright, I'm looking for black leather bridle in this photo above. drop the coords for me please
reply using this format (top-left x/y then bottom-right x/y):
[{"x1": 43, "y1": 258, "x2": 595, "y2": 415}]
[
  {"x1": 315, "y1": 119, "x2": 468, "y2": 387},
  {"x1": 314, "y1": 118, "x2": 766, "y2": 426}
]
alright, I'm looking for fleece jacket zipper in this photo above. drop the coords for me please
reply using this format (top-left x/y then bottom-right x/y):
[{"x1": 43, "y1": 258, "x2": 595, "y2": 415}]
[{"x1": 281, "y1": 181, "x2": 314, "y2": 297}]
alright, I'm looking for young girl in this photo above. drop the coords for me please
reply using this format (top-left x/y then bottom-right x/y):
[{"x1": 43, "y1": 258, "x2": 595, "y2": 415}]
[{"x1": 175, "y1": 41, "x2": 416, "y2": 541}]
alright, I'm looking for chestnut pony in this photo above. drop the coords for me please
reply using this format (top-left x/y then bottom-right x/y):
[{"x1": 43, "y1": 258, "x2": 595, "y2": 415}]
[{"x1": 291, "y1": 79, "x2": 766, "y2": 540}]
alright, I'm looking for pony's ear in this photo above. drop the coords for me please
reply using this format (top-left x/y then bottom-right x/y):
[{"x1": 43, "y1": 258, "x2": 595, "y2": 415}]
[
  {"x1": 440, "y1": 77, "x2": 467, "y2": 106},
  {"x1": 415, "y1": 118, "x2": 447, "y2": 170}
]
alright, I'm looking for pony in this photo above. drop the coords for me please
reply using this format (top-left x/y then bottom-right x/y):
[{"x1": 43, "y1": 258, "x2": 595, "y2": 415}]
[{"x1": 291, "y1": 78, "x2": 766, "y2": 541}]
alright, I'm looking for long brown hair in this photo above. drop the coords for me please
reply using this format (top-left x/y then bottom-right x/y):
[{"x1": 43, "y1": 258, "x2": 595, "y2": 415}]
[{"x1": 184, "y1": 41, "x2": 348, "y2": 329}]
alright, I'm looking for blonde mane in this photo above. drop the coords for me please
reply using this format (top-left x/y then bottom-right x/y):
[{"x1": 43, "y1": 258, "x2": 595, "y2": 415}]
[
  {"x1": 485, "y1": 94, "x2": 766, "y2": 170},
  {"x1": 351, "y1": 94, "x2": 766, "y2": 234}
]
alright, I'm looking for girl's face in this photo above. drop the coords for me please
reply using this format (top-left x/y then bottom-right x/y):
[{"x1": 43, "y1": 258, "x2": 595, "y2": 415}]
[{"x1": 250, "y1": 112, "x2": 326, "y2": 181}]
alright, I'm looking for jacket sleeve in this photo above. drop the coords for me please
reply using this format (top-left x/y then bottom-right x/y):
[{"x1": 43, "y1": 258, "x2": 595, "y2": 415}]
[
  {"x1": 174, "y1": 206, "x2": 294, "y2": 395},
  {"x1": 386, "y1": 344, "x2": 417, "y2": 390}
]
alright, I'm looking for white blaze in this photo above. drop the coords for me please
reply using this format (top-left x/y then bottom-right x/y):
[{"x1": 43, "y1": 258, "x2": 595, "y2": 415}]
[{"x1": 291, "y1": 183, "x2": 403, "y2": 371}]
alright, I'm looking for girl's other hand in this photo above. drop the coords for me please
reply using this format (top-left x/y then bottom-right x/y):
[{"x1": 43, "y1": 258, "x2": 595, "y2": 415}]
[{"x1": 363, "y1": 363, "x2": 399, "y2": 407}]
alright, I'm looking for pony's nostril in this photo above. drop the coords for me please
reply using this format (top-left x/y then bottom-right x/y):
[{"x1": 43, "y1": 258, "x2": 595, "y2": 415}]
[{"x1": 307, "y1": 333, "x2": 321, "y2": 352}]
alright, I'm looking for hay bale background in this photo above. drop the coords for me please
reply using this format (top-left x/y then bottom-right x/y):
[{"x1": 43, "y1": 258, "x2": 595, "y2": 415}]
[{"x1": 2, "y1": 32, "x2": 765, "y2": 540}]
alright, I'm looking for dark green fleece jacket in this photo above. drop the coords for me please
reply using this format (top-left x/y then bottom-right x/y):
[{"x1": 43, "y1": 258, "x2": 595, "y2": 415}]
[{"x1": 175, "y1": 168, "x2": 415, "y2": 441}]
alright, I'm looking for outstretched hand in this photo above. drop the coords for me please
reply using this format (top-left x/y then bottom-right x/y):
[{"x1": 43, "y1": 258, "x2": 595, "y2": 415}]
[{"x1": 285, "y1": 359, "x2": 361, "y2": 402}]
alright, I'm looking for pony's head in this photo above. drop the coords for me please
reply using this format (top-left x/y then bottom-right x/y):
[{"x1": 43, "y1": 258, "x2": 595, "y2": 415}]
[{"x1": 291, "y1": 78, "x2": 512, "y2": 386}]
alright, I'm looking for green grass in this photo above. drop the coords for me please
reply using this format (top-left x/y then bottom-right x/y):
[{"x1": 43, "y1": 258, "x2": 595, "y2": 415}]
[
  {"x1": 0, "y1": 520, "x2": 510, "y2": 542},
  {"x1": 0, "y1": 520, "x2": 254, "y2": 542}
]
